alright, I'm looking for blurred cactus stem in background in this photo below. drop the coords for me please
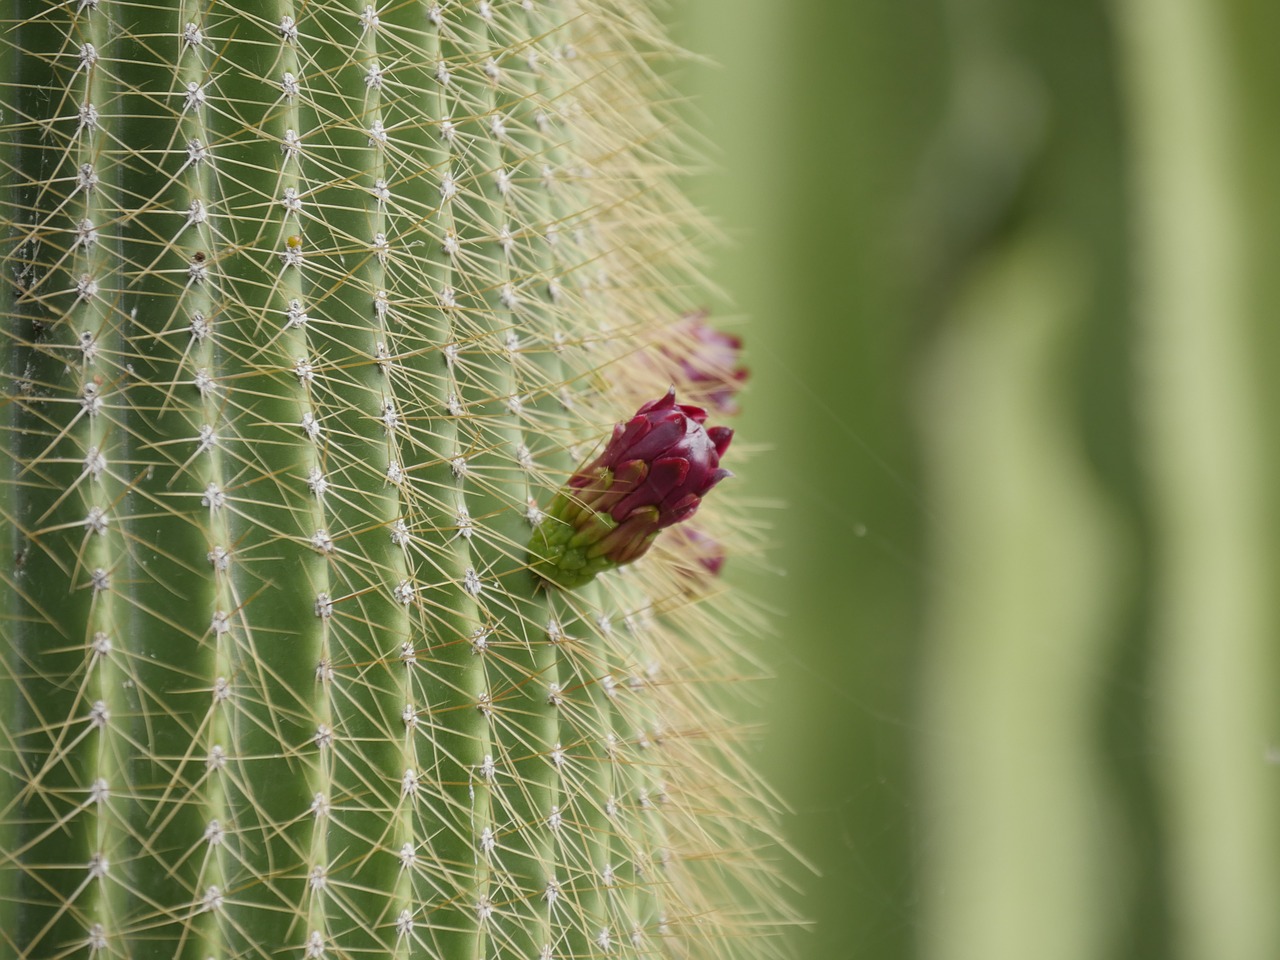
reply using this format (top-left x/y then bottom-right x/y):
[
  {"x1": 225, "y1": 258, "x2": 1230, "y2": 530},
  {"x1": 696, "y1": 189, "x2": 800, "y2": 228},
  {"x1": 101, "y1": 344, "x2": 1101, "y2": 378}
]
[
  {"x1": 0, "y1": 2, "x2": 790, "y2": 959},
  {"x1": 676, "y1": 1, "x2": 1280, "y2": 959}
]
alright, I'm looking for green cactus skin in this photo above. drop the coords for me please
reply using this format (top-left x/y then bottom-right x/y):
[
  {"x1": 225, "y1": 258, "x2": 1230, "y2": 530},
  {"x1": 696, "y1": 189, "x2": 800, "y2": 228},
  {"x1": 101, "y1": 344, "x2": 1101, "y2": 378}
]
[{"x1": 0, "y1": 2, "x2": 788, "y2": 959}]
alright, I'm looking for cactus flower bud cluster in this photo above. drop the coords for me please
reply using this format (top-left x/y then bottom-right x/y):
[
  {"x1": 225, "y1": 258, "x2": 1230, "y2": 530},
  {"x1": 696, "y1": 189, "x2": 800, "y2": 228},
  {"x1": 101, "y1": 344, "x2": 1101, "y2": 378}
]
[
  {"x1": 531, "y1": 389, "x2": 733, "y2": 588},
  {"x1": 660, "y1": 311, "x2": 748, "y2": 576}
]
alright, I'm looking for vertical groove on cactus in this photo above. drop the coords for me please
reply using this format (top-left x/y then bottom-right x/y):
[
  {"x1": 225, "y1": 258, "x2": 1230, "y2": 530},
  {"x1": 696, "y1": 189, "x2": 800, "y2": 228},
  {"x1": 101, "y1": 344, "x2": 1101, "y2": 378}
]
[{"x1": 1, "y1": 2, "x2": 791, "y2": 958}]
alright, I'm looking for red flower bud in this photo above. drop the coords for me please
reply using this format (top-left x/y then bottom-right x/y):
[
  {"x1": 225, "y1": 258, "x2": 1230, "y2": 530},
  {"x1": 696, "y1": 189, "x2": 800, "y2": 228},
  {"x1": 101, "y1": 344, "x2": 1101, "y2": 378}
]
[{"x1": 530, "y1": 389, "x2": 733, "y2": 588}]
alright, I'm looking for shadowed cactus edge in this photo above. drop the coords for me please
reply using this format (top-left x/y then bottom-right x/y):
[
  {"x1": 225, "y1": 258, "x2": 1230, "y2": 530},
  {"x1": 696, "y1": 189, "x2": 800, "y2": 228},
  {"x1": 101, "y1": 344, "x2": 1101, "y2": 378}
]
[{"x1": 0, "y1": 2, "x2": 787, "y2": 959}]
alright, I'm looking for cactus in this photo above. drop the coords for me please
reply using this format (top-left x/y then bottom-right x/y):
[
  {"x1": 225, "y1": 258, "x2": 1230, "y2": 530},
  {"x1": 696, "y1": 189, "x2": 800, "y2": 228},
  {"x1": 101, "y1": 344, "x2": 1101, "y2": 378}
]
[{"x1": 0, "y1": 2, "x2": 786, "y2": 958}]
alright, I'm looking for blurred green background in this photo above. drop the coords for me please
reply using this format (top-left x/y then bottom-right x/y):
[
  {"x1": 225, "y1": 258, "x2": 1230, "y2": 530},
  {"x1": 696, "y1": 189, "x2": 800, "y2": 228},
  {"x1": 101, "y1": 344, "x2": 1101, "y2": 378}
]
[{"x1": 668, "y1": 2, "x2": 1280, "y2": 959}]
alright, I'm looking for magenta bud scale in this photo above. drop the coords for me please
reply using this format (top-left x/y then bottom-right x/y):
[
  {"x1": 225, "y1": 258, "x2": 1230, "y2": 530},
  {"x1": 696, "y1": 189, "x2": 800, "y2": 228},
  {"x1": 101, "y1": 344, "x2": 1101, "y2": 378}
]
[{"x1": 530, "y1": 389, "x2": 733, "y2": 589}]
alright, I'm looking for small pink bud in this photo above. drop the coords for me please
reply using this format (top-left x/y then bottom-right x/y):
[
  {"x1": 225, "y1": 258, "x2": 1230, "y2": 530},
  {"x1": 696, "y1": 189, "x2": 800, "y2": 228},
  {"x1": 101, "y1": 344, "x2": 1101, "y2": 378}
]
[
  {"x1": 672, "y1": 526, "x2": 726, "y2": 577},
  {"x1": 664, "y1": 310, "x2": 748, "y2": 414},
  {"x1": 531, "y1": 389, "x2": 733, "y2": 588}
]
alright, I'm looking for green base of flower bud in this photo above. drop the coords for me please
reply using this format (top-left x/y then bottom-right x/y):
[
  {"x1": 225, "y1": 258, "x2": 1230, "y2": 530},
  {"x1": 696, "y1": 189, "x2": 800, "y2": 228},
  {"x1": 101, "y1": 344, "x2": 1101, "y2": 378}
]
[
  {"x1": 529, "y1": 539, "x2": 617, "y2": 589},
  {"x1": 529, "y1": 493, "x2": 658, "y2": 589}
]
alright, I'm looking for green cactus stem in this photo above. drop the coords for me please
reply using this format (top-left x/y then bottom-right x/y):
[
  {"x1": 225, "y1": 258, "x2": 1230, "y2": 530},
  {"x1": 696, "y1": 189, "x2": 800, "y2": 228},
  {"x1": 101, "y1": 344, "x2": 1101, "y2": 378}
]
[{"x1": 0, "y1": 2, "x2": 789, "y2": 959}]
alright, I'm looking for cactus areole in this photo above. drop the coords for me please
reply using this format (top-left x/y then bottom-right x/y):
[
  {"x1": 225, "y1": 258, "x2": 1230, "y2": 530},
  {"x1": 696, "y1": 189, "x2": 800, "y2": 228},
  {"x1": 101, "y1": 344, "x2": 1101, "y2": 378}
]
[
  {"x1": 0, "y1": 2, "x2": 788, "y2": 959},
  {"x1": 531, "y1": 389, "x2": 733, "y2": 588}
]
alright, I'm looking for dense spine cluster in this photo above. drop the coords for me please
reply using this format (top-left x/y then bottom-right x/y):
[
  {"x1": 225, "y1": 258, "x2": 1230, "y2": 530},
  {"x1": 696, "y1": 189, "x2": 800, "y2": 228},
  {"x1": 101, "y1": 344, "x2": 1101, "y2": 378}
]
[{"x1": 0, "y1": 2, "x2": 785, "y2": 959}]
